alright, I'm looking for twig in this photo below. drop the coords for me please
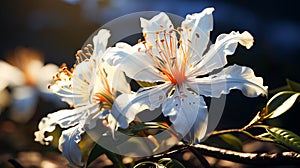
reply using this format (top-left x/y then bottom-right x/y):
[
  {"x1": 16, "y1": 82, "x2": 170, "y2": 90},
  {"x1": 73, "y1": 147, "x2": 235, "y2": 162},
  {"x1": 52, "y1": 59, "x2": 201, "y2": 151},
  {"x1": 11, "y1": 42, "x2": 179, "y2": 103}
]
[
  {"x1": 192, "y1": 144, "x2": 300, "y2": 166},
  {"x1": 188, "y1": 145, "x2": 211, "y2": 168}
]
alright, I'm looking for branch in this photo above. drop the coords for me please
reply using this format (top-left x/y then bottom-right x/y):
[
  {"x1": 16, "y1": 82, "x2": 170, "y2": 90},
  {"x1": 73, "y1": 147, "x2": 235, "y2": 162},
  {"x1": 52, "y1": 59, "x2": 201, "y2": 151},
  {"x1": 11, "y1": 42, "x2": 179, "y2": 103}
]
[{"x1": 192, "y1": 144, "x2": 300, "y2": 166}]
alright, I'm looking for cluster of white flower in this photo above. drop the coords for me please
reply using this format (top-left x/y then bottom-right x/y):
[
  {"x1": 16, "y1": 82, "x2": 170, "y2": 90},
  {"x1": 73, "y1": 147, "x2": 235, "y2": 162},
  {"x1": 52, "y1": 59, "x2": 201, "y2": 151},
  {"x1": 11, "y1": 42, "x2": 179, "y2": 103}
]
[{"x1": 34, "y1": 7, "x2": 267, "y2": 167}]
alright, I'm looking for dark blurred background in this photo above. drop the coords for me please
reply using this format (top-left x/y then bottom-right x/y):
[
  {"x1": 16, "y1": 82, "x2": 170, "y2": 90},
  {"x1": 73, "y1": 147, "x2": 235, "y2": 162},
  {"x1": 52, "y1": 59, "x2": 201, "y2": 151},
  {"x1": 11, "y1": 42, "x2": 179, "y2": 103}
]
[{"x1": 0, "y1": 0, "x2": 300, "y2": 167}]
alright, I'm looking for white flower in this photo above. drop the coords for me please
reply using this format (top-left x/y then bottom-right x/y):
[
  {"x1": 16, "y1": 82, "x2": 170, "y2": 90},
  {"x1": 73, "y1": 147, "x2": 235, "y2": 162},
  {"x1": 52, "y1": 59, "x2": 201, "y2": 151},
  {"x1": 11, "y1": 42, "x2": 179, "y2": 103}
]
[
  {"x1": 0, "y1": 47, "x2": 58, "y2": 122},
  {"x1": 104, "y1": 7, "x2": 268, "y2": 144},
  {"x1": 34, "y1": 29, "x2": 130, "y2": 167}
]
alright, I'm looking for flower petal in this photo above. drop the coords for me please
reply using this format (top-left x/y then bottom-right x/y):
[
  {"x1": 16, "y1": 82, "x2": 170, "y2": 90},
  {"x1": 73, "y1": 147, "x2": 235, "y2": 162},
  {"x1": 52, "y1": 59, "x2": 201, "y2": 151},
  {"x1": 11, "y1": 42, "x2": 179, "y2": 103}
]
[
  {"x1": 92, "y1": 29, "x2": 111, "y2": 60},
  {"x1": 140, "y1": 12, "x2": 175, "y2": 47},
  {"x1": 37, "y1": 63, "x2": 59, "y2": 93},
  {"x1": 103, "y1": 42, "x2": 165, "y2": 82},
  {"x1": 58, "y1": 125, "x2": 85, "y2": 167},
  {"x1": 34, "y1": 104, "x2": 95, "y2": 145},
  {"x1": 180, "y1": 7, "x2": 214, "y2": 66},
  {"x1": 162, "y1": 86, "x2": 208, "y2": 143},
  {"x1": 184, "y1": 101, "x2": 208, "y2": 144},
  {"x1": 72, "y1": 60, "x2": 94, "y2": 107},
  {"x1": 0, "y1": 61, "x2": 25, "y2": 89},
  {"x1": 110, "y1": 83, "x2": 172, "y2": 130},
  {"x1": 99, "y1": 61, "x2": 130, "y2": 94},
  {"x1": 189, "y1": 64, "x2": 268, "y2": 98},
  {"x1": 189, "y1": 31, "x2": 254, "y2": 76}
]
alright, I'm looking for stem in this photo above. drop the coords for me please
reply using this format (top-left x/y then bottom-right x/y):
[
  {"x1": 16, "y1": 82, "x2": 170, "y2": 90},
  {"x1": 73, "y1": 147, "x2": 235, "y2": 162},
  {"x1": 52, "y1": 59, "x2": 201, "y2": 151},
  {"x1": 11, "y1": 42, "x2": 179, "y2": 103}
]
[
  {"x1": 192, "y1": 144, "x2": 300, "y2": 166},
  {"x1": 154, "y1": 144, "x2": 300, "y2": 166},
  {"x1": 207, "y1": 128, "x2": 274, "y2": 143},
  {"x1": 188, "y1": 145, "x2": 211, "y2": 168}
]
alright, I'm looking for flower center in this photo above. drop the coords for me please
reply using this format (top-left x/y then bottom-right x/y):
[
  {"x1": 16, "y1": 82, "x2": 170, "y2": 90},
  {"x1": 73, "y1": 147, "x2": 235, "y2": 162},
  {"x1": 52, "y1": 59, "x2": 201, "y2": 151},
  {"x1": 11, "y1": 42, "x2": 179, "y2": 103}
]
[{"x1": 141, "y1": 28, "x2": 189, "y2": 85}]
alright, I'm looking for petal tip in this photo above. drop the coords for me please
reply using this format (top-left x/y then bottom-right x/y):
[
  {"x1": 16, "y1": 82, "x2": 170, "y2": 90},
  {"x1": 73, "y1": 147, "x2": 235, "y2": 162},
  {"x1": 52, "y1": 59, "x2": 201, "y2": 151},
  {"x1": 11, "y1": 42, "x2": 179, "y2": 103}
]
[{"x1": 240, "y1": 31, "x2": 254, "y2": 49}]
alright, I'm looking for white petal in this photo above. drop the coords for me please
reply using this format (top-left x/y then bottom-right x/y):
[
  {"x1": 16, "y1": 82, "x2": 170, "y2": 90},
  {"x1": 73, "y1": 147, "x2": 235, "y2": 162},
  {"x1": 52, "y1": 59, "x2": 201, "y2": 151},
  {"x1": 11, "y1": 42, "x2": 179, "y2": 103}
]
[
  {"x1": 184, "y1": 101, "x2": 208, "y2": 144},
  {"x1": 92, "y1": 29, "x2": 111, "y2": 59},
  {"x1": 37, "y1": 63, "x2": 59, "y2": 93},
  {"x1": 99, "y1": 61, "x2": 130, "y2": 94},
  {"x1": 72, "y1": 61, "x2": 93, "y2": 107},
  {"x1": 181, "y1": 8, "x2": 214, "y2": 65},
  {"x1": 25, "y1": 59, "x2": 44, "y2": 84},
  {"x1": 0, "y1": 61, "x2": 25, "y2": 88},
  {"x1": 34, "y1": 104, "x2": 95, "y2": 145},
  {"x1": 189, "y1": 64, "x2": 268, "y2": 98},
  {"x1": 58, "y1": 125, "x2": 85, "y2": 167},
  {"x1": 162, "y1": 86, "x2": 208, "y2": 143},
  {"x1": 103, "y1": 42, "x2": 165, "y2": 82},
  {"x1": 190, "y1": 31, "x2": 254, "y2": 76},
  {"x1": 110, "y1": 84, "x2": 171, "y2": 129},
  {"x1": 9, "y1": 86, "x2": 38, "y2": 123},
  {"x1": 140, "y1": 12, "x2": 175, "y2": 47}
]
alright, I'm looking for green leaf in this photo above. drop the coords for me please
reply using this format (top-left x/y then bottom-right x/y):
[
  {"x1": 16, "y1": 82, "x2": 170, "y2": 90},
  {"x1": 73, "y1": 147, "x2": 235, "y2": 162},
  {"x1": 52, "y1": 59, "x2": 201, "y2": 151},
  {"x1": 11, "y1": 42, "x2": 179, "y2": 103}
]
[
  {"x1": 120, "y1": 122, "x2": 168, "y2": 136},
  {"x1": 265, "y1": 91, "x2": 300, "y2": 119},
  {"x1": 86, "y1": 144, "x2": 105, "y2": 166},
  {"x1": 134, "y1": 161, "x2": 163, "y2": 168},
  {"x1": 266, "y1": 127, "x2": 300, "y2": 153},
  {"x1": 219, "y1": 134, "x2": 243, "y2": 151},
  {"x1": 255, "y1": 132, "x2": 276, "y2": 142},
  {"x1": 158, "y1": 158, "x2": 185, "y2": 168},
  {"x1": 87, "y1": 144, "x2": 125, "y2": 168},
  {"x1": 286, "y1": 79, "x2": 300, "y2": 92},
  {"x1": 136, "y1": 81, "x2": 157, "y2": 87}
]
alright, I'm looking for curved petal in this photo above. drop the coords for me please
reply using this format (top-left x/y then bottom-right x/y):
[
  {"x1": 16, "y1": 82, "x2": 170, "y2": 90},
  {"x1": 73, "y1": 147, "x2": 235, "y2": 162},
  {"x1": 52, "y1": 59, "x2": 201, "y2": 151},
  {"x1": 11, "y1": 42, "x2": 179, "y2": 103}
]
[
  {"x1": 184, "y1": 100, "x2": 208, "y2": 144},
  {"x1": 34, "y1": 104, "x2": 95, "y2": 145},
  {"x1": 110, "y1": 83, "x2": 172, "y2": 130},
  {"x1": 58, "y1": 125, "x2": 85, "y2": 167},
  {"x1": 162, "y1": 86, "x2": 207, "y2": 142},
  {"x1": 180, "y1": 8, "x2": 214, "y2": 66},
  {"x1": 188, "y1": 64, "x2": 268, "y2": 98},
  {"x1": 103, "y1": 42, "x2": 165, "y2": 82},
  {"x1": 92, "y1": 29, "x2": 111, "y2": 60},
  {"x1": 0, "y1": 61, "x2": 24, "y2": 89},
  {"x1": 189, "y1": 31, "x2": 254, "y2": 76},
  {"x1": 140, "y1": 12, "x2": 175, "y2": 47},
  {"x1": 50, "y1": 61, "x2": 92, "y2": 107},
  {"x1": 95, "y1": 61, "x2": 130, "y2": 96},
  {"x1": 37, "y1": 63, "x2": 59, "y2": 93},
  {"x1": 72, "y1": 60, "x2": 94, "y2": 107}
]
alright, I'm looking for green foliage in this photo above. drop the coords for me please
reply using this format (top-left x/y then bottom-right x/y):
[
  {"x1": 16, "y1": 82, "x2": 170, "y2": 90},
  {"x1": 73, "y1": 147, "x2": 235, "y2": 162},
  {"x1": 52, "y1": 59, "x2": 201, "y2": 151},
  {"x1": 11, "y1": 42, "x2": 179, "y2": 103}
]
[
  {"x1": 119, "y1": 122, "x2": 169, "y2": 136},
  {"x1": 136, "y1": 81, "x2": 157, "y2": 87},
  {"x1": 265, "y1": 127, "x2": 300, "y2": 154},
  {"x1": 286, "y1": 79, "x2": 300, "y2": 92},
  {"x1": 87, "y1": 144, "x2": 125, "y2": 168},
  {"x1": 219, "y1": 134, "x2": 243, "y2": 151},
  {"x1": 264, "y1": 91, "x2": 300, "y2": 119},
  {"x1": 158, "y1": 158, "x2": 185, "y2": 168},
  {"x1": 133, "y1": 158, "x2": 185, "y2": 168},
  {"x1": 269, "y1": 79, "x2": 300, "y2": 94}
]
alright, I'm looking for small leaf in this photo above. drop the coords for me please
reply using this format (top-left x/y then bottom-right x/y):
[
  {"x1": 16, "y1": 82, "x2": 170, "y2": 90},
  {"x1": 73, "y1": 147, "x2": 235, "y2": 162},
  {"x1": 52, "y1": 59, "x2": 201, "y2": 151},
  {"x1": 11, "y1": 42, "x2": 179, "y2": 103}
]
[
  {"x1": 134, "y1": 161, "x2": 164, "y2": 168},
  {"x1": 86, "y1": 143, "x2": 105, "y2": 166},
  {"x1": 87, "y1": 144, "x2": 125, "y2": 168},
  {"x1": 265, "y1": 91, "x2": 300, "y2": 119},
  {"x1": 286, "y1": 79, "x2": 300, "y2": 92},
  {"x1": 120, "y1": 122, "x2": 168, "y2": 136},
  {"x1": 219, "y1": 134, "x2": 243, "y2": 151},
  {"x1": 256, "y1": 132, "x2": 276, "y2": 142},
  {"x1": 158, "y1": 158, "x2": 185, "y2": 168},
  {"x1": 136, "y1": 81, "x2": 157, "y2": 87},
  {"x1": 266, "y1": 127, "x2": 300, "y2": 153}
]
